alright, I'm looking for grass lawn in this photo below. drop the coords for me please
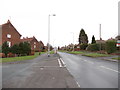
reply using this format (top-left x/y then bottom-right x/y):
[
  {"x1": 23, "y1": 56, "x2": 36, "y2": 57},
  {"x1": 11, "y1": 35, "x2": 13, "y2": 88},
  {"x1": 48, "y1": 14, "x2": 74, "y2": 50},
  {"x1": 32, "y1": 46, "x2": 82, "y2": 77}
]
[
  {"x1": 83, "y1": 53, "x2": 110, "y2": 58},
  {"x1": 68, "y1": 51, "x2": 85, "y2": 54},
  {"x1": 0, "y1": 52, "x2": 46, "y2": 63},
  {"x1": 58, "y1": 50, "x2": 68, "y2": 53},
  {"x1": 50, "y1": 51, "x2": 55, "y2": 54},
  {"x1": 112, "y1": 57, "x2": 120, "y2": 60}
]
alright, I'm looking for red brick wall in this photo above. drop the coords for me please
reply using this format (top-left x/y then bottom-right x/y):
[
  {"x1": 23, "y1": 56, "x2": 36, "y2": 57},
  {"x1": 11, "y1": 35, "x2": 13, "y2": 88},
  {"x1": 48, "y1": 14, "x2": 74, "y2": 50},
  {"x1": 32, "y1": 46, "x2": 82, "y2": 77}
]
[
  {"x1": 30, "y1": 39, "x2": 40, "y2": 52},
  {"x1": 1, "y1": 22, "x2": 21, "y2": 46}
]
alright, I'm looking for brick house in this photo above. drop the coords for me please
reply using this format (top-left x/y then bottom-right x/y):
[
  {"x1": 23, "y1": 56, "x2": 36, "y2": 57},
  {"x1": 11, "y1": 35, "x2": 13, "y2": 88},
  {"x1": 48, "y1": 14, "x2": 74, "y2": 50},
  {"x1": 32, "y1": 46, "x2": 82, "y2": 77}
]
[
  {"x1": 0, "y1": 20, "x2": 44, "y2": 53},
  {"x1": 22, "y1": 36, "x2": 40, "y2": 52},
  {"x1": 39, "y1": 41, "x2": 44, "y2": 51},
  {"x1": 0, "y1": 20, "x2": 22, "y2": 47}
]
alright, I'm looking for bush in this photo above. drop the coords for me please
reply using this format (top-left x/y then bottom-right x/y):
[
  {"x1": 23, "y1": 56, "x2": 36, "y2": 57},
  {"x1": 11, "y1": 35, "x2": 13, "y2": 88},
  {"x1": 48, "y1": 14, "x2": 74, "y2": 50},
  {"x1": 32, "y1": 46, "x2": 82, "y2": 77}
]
[
  {"x1": 2, "y1": 41, "x2": 10, "y2": 57},
  {"x1": 86, "y1": 43, "x2": 100, "y2": 51},
  {"x1": 105, "y1": 40, "x2": 117, "y2": 54},
  {"x1": 80, "y1": 43, "x2": 88, "y2": 50},
  {"x1": 7, "y1": 52, "x2": 15, "y2": 57},
  {"x1": 97, "y1": 43, "x2": 106, "y2": 50}
]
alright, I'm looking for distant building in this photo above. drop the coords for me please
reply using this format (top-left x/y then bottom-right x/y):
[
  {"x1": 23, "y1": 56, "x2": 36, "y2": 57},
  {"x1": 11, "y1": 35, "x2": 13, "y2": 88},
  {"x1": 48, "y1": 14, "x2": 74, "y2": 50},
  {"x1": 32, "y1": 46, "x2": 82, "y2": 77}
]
[
  {"x1": 96, "y1": 38, "x2": 106, "y2": 44},
  {"x1": 22, "y1": 36, "x2": 40, "y2": 52},
  {"x1": 0, "y1": 20, "x2": 22, "y2": 47},
  {"x1": 115, "y1": 35, "x2": 120, "y2": 40}
]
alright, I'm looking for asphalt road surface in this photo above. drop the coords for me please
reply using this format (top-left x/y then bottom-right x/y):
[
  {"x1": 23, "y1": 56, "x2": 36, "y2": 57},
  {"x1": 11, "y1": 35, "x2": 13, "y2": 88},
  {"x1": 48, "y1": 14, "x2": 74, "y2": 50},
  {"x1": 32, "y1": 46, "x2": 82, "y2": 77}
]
[
  {"x1": 2, "y1": 54, "x2": 79, "y2": 88},
  {"x1": 58, "y1": 52, "x2": 119, "y2": 88}
]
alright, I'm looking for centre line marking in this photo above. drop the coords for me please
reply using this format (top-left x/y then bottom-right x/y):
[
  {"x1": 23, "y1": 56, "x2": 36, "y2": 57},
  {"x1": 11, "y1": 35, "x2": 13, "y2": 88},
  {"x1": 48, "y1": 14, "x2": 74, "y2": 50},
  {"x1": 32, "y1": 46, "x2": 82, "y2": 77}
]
[{"x1": 100, "y1": 66, "x2": 119, "y2": 73}]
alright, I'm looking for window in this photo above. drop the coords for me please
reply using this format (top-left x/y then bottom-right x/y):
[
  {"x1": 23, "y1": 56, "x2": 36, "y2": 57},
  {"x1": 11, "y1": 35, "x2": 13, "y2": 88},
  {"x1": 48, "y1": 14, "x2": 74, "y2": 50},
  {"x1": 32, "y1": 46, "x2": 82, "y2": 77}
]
[
  {"x1": 7, "y1": 34, "x2": 11, "y2": 38},
  {"x1": 34, "y1": 45, "x2": 36, "y2": 49},
  {"x1": 7, "y1": 41, "x2": 11, "y2": 47},
  {"x1": 34, "y1": 42, "x2": 36, "y2": 44}
]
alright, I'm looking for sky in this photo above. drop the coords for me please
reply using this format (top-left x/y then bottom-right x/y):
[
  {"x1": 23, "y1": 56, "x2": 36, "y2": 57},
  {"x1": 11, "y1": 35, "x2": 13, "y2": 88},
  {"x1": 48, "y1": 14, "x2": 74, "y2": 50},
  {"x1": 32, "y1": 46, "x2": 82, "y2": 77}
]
[{"x1": 0, "y1": 0, "x2": 119, "y2": 47}]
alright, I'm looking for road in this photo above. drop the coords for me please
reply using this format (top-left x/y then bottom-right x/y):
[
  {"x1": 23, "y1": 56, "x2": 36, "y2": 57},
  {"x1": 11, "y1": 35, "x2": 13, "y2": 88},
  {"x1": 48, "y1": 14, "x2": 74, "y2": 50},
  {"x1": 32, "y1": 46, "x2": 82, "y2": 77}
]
[
  {"x1": 58, "y1": 52, "x2": 119, "y2": 88},
  {"x1": 2, "y1": 54, "x2": 79, "y2": 88}
]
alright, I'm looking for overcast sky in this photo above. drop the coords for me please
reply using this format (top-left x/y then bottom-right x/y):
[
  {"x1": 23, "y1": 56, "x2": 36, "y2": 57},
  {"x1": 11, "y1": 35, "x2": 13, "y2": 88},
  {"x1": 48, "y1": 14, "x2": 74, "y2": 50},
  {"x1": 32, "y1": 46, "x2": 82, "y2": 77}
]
[{"x1": 0, "y1": 0, "x2": 119, "y2": 47}]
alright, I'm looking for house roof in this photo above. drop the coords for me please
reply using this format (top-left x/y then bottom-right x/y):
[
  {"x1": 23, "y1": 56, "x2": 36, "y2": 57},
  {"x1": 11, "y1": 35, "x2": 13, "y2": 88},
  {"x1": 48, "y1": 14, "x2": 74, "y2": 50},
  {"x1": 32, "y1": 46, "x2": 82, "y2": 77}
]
[
  {"x1": 2, "y1": 20, "x2": 22, "y2": 36},
  {"x1": 22, "y1": 36, "x2": 39, "y2": 42},
  {"x1": 39, "y1": 41, "x2": 44, "y2": 45}
]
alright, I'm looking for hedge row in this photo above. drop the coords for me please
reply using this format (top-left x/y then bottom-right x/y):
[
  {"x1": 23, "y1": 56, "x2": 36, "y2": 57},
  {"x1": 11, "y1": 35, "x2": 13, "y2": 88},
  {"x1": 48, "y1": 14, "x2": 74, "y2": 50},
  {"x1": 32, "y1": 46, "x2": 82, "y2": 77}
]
[{"x1": 80, "y1": 40, "x2": 117, "y2": 54}]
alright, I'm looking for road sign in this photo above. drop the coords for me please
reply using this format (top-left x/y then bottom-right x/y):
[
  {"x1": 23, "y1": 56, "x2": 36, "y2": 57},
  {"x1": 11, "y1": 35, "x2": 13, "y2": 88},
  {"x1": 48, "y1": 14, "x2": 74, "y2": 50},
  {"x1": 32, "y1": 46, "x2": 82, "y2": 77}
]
[{"x1": 116, "y1": 40, "x2": 120, "y2": 47}]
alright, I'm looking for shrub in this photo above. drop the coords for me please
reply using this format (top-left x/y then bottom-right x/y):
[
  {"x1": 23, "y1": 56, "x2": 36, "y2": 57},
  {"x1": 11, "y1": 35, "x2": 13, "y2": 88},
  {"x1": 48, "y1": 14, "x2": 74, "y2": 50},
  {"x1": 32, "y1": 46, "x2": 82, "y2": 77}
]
[
  {"x1": 105, "y1": 40, "x2": 117, "y2": 54},
  {"x1": 2, "y1": 41, "x2": 10, "y2": 57},
  {"x1": 80, "y1": 43, "x2": 88, "y2": 50},
  {"x1": 97, "y1": 43, "x2": 106, "y2": 50},
  {"x1": 7, "y1": 52, "x2": 15, "y2": 57},
  {"x1": 86, "y1": 43, "x2": 100, "y2": 51}
]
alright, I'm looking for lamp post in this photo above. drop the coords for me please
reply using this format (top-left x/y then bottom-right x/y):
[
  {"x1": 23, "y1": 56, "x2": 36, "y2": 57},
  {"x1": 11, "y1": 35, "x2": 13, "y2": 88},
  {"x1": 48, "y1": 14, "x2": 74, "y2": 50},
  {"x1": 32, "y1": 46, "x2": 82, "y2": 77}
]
[{"x1": 48, "y1": 14, "x2": 56, "y2": 57}]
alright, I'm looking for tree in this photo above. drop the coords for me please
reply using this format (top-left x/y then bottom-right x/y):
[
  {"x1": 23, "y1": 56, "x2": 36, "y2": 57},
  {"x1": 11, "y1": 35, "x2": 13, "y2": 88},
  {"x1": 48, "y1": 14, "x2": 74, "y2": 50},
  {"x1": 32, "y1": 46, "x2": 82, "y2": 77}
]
[
  {"x1": 79, "y1": 29, "x2": 88, "y2": 44},
  {"x1": 23, "y1": 42, "x2": 31, "y2": 55},
  {"x1": 105, "y1": 40, "x2": 117, "y2": 54},
  {"x1": 58, "y1": 46, "x2": 60, "y2": 50},
  {"x1": 19, "y1": 42, "x2": 31, "y2": 56},
  {"x1": 91, "y1": 35, "x2": 96, "y2": 44},
  {"x1": 86, "y1": 43, "x2": 100, "y2": 51},
  {"x1": 11, "y1": 44, "x2": 20, "y2": 55},
  {"x1": 2, "y1": 41, "x2": 10, "y2": 57}
]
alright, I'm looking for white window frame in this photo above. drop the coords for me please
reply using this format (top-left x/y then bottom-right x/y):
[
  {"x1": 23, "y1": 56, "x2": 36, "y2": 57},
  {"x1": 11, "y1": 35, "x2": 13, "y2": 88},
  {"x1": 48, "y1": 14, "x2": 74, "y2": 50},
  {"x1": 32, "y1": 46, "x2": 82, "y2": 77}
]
[
  {"x1": 7, "y1": 41, "x2": 11, "y2": 47},
  {"x1": 34, "y1": 45, "x2": 36, "y2": 49},
  {"x1": 7, "y1": 34, "x2": 11, "y2": 38},
  {"x1": 34, "y1": 42, "x2": 36, "y2": 44}
]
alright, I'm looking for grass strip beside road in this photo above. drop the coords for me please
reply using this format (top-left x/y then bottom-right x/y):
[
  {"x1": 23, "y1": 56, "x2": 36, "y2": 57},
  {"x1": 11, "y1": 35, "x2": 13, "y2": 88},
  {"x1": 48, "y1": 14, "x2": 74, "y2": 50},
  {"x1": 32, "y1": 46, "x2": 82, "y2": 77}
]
[
  {"x1": 0, "y1": 52, "x2": 46, "y2": 63},
  {"x1": 83, "y1": 53, "x2": 110, "y2": 58},
  {"x1": 59, "y1": 50, "x2": 111, "y2": 58},
  {"x1": 68, "y1": 51, "x2": 85, "y2": 54},
  {"x1": 112, "y1": 57, "x2": 120, "y2": 60}
]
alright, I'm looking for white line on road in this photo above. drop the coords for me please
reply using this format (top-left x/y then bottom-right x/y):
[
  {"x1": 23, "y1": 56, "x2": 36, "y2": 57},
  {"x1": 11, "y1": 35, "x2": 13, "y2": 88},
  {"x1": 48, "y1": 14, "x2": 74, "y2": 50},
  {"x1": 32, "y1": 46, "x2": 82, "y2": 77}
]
[
  {"x1": 58, "y1": 59, "x2": 62, "y2": 67},
  {"x1": 60, "y1": 58, "x2": 66, "y2": 67},
  {"x1": 76, "y1": 81, "x2": 80, "y2": 88},
  {"x1": 100, "y1": 66, "x2": 119, "y2": 73},
  {"x1": 83, "y1": 60, "x2": 94, "y2": 64}
]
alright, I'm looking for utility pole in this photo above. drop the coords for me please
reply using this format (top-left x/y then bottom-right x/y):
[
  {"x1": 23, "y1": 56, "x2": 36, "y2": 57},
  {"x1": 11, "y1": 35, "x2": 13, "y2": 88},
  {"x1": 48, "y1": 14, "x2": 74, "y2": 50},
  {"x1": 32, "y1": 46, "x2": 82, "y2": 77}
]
[{"x1": 99, "y1": 24, "x2": 102, "y2": 52}]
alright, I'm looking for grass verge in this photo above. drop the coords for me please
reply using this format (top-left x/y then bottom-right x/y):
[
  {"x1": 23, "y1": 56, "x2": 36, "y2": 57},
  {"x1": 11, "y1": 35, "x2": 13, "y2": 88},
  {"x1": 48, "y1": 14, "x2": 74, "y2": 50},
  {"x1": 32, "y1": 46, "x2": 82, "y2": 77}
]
[
  {"x1": 68, "y1": 51, "x2": 85, "y2": 54},
  {"x1": 0, "y1": 52, "x2": 46, "y2": 63},
  {"x1": 83, "y1": 53, "x2": 110, "y2": 58},
  {"x1": 112, "y1": 57, "x2": 120, "y2": 60}
]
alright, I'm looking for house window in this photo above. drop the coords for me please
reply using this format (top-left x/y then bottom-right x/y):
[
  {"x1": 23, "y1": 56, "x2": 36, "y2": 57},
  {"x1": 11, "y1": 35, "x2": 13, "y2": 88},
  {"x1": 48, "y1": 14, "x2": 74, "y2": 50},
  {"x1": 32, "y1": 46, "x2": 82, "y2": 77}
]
[
  {"x1": 34, "y1": 42, "x2": 36, "y2": 44},
  {"x1": 34, "y1": 45, "x2": 36, "y2": 49},
  {"x1": 7, "y1": 41, "x2": 11, "y2": 47},
  {"x1": 7, "y1": 34, "x2": 11, "y2": 38}
]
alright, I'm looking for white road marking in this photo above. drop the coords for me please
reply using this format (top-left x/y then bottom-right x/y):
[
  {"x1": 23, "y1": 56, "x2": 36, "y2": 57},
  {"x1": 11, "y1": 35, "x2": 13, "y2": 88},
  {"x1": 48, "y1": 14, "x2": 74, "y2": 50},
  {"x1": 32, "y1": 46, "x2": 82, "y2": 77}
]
[
  {"x1": 76, "y1": 81, "x2": 80, "y2": 88},
  {"x1": 33, "y1": 66, "x2": 59, "y2": 68},
  {"x1": 65, "y1": 64, "x2": 80, "y2": 88},
  {"x1": 100, "y1": 66, "x2": 119, "y2": 73},
  {"x1": 83, "y1": 60, "x2": 94, "y2": 64},
  {"x1": 58, "y1": 59, "x2": 62, "y2": 67},
  {"x1": 60, "y1": 58, "x2": 66, "y2": 67}
]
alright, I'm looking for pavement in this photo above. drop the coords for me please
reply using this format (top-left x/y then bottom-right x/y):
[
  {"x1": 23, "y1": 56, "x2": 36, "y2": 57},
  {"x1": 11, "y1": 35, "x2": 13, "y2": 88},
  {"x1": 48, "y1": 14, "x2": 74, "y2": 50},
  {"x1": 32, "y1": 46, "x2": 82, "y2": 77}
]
[
  {"x1": 2, "y1": 53, "x2": 79, "y2": 88},
  {"x1": 58, "y1": 52, "x2": 119, "y2": 88}
]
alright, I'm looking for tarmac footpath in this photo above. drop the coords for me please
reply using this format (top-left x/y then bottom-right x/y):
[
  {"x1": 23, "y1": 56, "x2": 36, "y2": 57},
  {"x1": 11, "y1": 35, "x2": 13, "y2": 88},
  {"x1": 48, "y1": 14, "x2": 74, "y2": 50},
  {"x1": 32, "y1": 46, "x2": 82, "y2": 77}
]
[{"x1": 2, "y1": 54, "x2": 79, "y2": 88}]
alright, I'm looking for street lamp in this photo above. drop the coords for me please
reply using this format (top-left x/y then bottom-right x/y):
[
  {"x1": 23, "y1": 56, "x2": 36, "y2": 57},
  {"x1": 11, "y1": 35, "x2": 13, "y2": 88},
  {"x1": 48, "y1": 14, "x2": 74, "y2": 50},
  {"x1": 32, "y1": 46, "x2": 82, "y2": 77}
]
[{"x1": 48, "y1": 14, "x2": 56, "y2": 57}]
